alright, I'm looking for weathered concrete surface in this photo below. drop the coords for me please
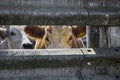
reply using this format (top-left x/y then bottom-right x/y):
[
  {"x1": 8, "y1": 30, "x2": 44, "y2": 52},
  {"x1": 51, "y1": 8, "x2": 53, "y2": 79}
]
[
  {"x1": 0, "y1": 0, "x2": 119, "y2": 25},
  {"x1": 81, "y1": 48, "x2": 120, "y2": 80},
  {"x1": 0, "y1": 48, "x2": 119, "y2": 68},
  {"x1": 0, "y1": 49, "x2": 119, "y2": 80},
  {"x1": 0, "y1": 67, "x2": 81, "y2": 80},
  {"x1": 88, "y1": 26, "x2": 120, "y2": 48},
  {"x1": 0, "y1": 49, "x2": 83, "y2": 69}
]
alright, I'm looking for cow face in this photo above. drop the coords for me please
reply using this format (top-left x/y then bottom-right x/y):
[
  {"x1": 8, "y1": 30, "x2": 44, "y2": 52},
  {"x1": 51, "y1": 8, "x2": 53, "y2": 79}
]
[
  {"x1": 45, "y1": 26, "x2": 74, "y2": 48},
  {"x1": 7, "y1": 26, "x2": 23, "y2": 48},
  {"x1": 21, "y1": 30, "x2": 34, "y2": 49},
  {"x1": 0, "y1": 25, "x2": 34, "y2": 49},
  {"x1": 45, "y1": 26, "x2": 86, "y2": 48},
  {"x1": 24, "y1": 26, "x2": 86, "y2": 49}
]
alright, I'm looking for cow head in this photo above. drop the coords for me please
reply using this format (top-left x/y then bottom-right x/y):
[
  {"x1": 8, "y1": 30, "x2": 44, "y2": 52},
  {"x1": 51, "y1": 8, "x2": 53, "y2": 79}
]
[
  {"x1": 24, "y1": 25, "x2": 86, "y2": 49},
  {"x1": 45, "y1": 26, "x2": 86, "y2": 48},
  {"x1": 0, "y1": 25, "x2": 34, "y2": 49},
  {"x1": 45, "y1": 26, "x2": 74, "y2": 48}
]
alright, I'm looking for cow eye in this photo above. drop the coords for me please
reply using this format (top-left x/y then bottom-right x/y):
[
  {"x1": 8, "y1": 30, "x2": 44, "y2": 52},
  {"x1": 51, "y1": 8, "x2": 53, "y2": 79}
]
[
  {"x1": 68, "y1": 35, "x2": 72, "y2": 41},
  {"x1": 67, "y1": 35, "x2": 72, "y2": 45},
  {"x1": 10, "y1": 32, "x2": 16, "y2": 36},
  {"x1": 46, "y1": 35, "x2": 51, "y2": 43},
  {"x1": 46, "y1": 36, "x2": 49, "y2": 42}
]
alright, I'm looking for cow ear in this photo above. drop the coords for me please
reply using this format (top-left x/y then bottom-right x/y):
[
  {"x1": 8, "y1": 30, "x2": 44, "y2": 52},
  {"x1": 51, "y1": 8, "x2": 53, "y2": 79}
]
[
  {"x1": 72, "y1": 26, "x2": 86, "y2": 38},
  {"x1": 24, "y1": 25, "x2": 46, "y2": 39},
  {"x1": 0, "y1": 28, "x2": 7, "y2": 40},
  {"x1": 45, "y1": 26, "x2": 52, "y2": 34}
]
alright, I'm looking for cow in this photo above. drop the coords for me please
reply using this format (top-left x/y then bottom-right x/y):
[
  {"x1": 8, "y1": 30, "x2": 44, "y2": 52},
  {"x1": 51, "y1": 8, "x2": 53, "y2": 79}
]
[
  {"x1": 0, "y1": 27, "x2": 6, "y2": 42},
  {"x1": 24, "y1": 25, "x2": 86, "y2": 49},
  {"x1": 0, "y1": 25, "x2": 34, "y2": 49}
]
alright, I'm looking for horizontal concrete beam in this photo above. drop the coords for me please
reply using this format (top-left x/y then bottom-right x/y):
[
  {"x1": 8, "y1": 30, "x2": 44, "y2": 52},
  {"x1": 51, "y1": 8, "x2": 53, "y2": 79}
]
[
  {"x1": 0, "y1": 48, "x2": 119, "y2": 69},
  {"x1": 0, "y1": 48, "x2": 119, "y2": 80},
  {"x1": 0, "y1": 0, "x2": 120, "y2": 25},
  {"x1": 0, "y1": 0, "x2": 119, "y2": 8}
]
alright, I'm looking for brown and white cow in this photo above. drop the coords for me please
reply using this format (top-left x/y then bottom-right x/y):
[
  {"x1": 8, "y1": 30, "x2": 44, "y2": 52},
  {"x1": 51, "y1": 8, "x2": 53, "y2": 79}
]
[
  {"x1": 0, "y1": 25, "x2": 34, "y2": 49},
  {"x1": 24, "y1": 25, "x2": 86, "y2": 49}
]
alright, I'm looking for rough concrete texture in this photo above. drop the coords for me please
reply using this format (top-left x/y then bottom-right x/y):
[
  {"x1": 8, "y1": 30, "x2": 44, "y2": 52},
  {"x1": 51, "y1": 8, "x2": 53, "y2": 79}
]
[
  {"x1": 0, "y1": 49, "x2": 119, "y2": 80},
  {"x1": 0, "y1": 0, "x2": 119, "y2": 25},
  {"x1": 0, "y1": 67, "x2": 81, "y2": 80}
]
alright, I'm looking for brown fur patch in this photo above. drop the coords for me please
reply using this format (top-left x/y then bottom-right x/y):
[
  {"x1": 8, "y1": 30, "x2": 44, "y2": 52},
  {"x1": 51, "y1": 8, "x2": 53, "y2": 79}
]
[
  {"x1": 72, "y1": 26, "x2": 86, "y2": 38},
  {"x1": 24, "y1": 25, "x2": 45, "y2": 39}
]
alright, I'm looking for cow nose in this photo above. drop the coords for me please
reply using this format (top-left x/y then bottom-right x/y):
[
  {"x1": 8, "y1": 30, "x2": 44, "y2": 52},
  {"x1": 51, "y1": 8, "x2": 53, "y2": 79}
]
[{"x1": 22, "y1": 43, "x2": 34, "y2": 49}]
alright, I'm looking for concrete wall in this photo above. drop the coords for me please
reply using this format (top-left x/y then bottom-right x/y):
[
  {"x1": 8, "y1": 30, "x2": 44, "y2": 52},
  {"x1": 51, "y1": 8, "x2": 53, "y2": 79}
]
[
  {"x1": 0, "y1": 0, "x2": 119, "y2": 25},
  {"x1": 0, "y1": 49, "x2": 119, "y2": 80},
  {"x1": 88, "y1": 26, "x2": 120, "y2": 48}
]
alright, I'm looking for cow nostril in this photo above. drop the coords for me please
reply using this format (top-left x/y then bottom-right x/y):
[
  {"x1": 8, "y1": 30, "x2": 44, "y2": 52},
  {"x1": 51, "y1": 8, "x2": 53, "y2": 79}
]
[
  {"x1": 29, "y1": 44, "x2": 34, "y2": 47},
  {"x1": 23, "y1": 44, "x2": 27, "y2": 47},
  {"x1": 23, "y1": 43, "x2": 34, "y2": 49}
]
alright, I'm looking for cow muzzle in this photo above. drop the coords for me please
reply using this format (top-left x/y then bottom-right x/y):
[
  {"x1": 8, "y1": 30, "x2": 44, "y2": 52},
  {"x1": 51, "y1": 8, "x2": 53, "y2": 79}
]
[{"x1": 22, "y1": 43, "x2": 34, "y2": 49}]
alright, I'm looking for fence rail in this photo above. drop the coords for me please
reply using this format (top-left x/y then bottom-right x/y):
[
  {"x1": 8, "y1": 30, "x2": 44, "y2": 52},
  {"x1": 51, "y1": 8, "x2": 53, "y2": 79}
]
[
  {"x1": 0, "y1": 0, "x2": 120, "y2": 25},
  {"x1": 0, "y1": 48, "x2": 119, "y2": 80},
  {"x1": 0, "y1": 48, "x2": 119, "y2": 68}
]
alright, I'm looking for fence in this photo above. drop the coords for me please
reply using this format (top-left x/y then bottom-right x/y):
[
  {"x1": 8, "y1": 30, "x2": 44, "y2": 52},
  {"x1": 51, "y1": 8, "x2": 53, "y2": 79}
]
[
  {"x1": 0, "y1": 48, "x2": 119, "y2": 80},
  {"x1": 0, "y1": 0, "x2": 120, "y2": 25},
  {"x1": 0, "y1": 0, "x2": 120, "y2": 80},
  {"x1": 88, "y1": 26, "x2": 120, "y2": 48}
]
